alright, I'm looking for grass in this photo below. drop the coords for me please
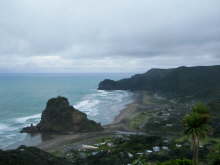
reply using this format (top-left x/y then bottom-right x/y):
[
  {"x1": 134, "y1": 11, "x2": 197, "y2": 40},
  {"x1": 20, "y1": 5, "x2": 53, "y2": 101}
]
[
  {"x1": 50, "y1": 150, "x2": 64, "y2": 157},
  {"x1": 142, "y1": 93, "x2": 153, "y2": 104},
  {"x1": 129, "y1": 112, "x2": 152, "y2": 129}
]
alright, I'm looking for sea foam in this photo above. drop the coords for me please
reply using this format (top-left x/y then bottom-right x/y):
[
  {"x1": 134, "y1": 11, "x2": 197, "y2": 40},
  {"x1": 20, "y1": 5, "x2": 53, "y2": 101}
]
[
  {"x1": 15, "y1": 113, "x2": 41, "y2": 124},
  {"x1": 0, "y1": 123, "x2": 17, "y2": 132},
  {"x1": 74, "y1": 90, "x2": 133, "y2": 122},
  {"x1": 0, "y1": 123, "x2": 10, "y2": 131}
]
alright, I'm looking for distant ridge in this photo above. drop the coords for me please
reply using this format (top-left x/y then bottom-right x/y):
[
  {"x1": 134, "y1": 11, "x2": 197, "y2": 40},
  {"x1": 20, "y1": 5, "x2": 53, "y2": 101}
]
[{"x1": 98, "y1": 65, "x2": 220, "y2": 101}]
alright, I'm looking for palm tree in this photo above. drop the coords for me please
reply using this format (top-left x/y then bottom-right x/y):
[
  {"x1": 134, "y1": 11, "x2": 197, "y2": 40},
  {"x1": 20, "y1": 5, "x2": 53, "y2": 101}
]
[{"x1": 183, "y1": 103, "x2": 211, "y2": 165}]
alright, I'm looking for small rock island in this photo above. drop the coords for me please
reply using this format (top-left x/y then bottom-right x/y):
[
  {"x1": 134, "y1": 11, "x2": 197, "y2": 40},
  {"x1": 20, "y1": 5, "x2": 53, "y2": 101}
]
[{"x1": 21, "y1": 96, "x2": 103, "y2": 133}]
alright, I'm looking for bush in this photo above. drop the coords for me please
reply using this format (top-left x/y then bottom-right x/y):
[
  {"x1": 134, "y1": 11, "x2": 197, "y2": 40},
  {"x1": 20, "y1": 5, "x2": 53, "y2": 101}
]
[
  {"x1": 207, "y1": 143, "x2": 220, "y2": 165},
  {"x1": 158, "y1": 159, "x2": 192, "y2": 165},
  {"x1": 131, "y1": 156, "x2": 149, "y2": 165}
]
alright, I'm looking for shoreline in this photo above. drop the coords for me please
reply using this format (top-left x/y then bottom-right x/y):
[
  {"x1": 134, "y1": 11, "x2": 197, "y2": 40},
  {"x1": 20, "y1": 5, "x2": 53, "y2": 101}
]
[
  {"x1": 38, "y1": 91, "x2": 142, "y2": 152},
  {"x1": 5, "y1": 91, "x2": 141, "y2": 152}
]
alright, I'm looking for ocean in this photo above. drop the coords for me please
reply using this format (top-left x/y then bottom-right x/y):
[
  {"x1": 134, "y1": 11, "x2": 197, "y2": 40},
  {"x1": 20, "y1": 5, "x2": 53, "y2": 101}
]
[{"x1": 0, "y1": 73, "x2": 134, "y2": 149}]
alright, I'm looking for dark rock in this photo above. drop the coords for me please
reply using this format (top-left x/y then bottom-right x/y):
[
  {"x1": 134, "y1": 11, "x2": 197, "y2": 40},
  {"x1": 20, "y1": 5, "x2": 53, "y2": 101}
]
[
  {"x1": 21, "y1": 124, "x2": 39, "y2": 133},
  {"x1": 98, "y1": 79, "x2": 118, "y2": 90},
  {"x1": 21, "y1": 96, "x2": 103, "y2": 133},
  {"x1": 0, "y1": 145, "x2": 72, "y2": 165}
]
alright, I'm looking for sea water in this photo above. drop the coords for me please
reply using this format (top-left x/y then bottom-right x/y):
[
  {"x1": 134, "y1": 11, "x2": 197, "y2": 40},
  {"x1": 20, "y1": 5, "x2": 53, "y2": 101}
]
[{"x1": 0, "y1": 73, "x2": 134, "y2": 149}]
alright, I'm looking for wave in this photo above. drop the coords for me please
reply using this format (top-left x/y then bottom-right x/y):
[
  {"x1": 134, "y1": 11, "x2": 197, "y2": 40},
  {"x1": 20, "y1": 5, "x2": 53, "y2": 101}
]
[
  {"x1": 0, "y1": 123, "x2": 10, "y2": 131},
  {"x1": 74, "y1": 89, "x2": 133, "y2": 123},
  {"x1": 0, "y1": 113, "x2": 42, "y2": 134},
  {"x1": 0, "y1": 123, "x2": 17, "y2": 132},
  {"x1": 96, "y1": 90, "x2": 109, "y2": 97},
  {"x1": 75, "y1": 99, "x2": 100, "y2": 116},
  {"x1": 15, "y1": 113, "x2": 41, "y2": 124},
  {"x1": 75, "y1": 99, "x2": 100, "y2": 109},
  {"x1": 0, "y1": 114, "x2": 41, "y2": 149}
]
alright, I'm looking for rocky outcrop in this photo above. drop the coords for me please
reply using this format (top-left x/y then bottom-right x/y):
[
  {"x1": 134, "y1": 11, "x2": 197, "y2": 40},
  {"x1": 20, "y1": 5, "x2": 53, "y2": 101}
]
[
  {"x1": 21, "y1": 96, "x2": 103, "y2": 133},
  {"x1": 0, "y1": 145, "x2": 72, "y2": 165},
  {"x1": 98, "y1": 79, "x2": 118, "y2": 90}
]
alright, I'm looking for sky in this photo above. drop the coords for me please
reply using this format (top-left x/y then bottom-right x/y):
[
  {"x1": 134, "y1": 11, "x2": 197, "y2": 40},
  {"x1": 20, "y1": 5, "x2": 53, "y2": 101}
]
[{"x1": 0, "y1": 0, "x2": 220, "y2": 73}]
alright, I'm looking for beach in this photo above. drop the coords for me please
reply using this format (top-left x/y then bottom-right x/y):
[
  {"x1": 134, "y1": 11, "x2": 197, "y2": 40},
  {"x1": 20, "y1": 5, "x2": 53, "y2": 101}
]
[
  {"x1": 0, "y1": 73, "x2": 134, "y2": 150},
  {"x1": 37, "y1": 93, "x2": 141, "y2": 153},
  {"x1": 4, "y1": 91, "x2": 140, "y2": 153},
  {"x1": 6, "y1": 90, "x2": 182, "y2": 153}
]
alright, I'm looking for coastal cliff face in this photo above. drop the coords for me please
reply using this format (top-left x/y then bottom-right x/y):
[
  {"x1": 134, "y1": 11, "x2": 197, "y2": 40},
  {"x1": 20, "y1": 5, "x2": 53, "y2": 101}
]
[
  {"x1": 98, "y1": 65, "x2": 220, "y2": 100},
  {"x1": 21, "y1": 96, "x2": 103, "y2": 133}
]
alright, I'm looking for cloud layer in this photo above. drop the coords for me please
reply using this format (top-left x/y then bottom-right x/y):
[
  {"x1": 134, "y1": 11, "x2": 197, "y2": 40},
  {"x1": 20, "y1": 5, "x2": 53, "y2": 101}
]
[{"x1": 1, "y1": 0, "x2": 220, "y2": 73}]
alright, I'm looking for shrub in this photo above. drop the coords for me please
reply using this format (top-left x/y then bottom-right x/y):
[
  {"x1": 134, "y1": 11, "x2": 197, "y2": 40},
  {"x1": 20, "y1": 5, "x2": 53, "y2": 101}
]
[
  {"x1": 207, "y1": 143, "x2": 220, "y2": 165},
  {"x1": 158, "y1": 159, "x2": 192, "y2": 165}
]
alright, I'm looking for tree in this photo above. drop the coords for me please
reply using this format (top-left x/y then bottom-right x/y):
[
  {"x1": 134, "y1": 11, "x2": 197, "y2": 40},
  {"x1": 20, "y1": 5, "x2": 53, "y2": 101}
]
[{"x1": 183, "y1": 103, "x2": 211, "y2": 165}]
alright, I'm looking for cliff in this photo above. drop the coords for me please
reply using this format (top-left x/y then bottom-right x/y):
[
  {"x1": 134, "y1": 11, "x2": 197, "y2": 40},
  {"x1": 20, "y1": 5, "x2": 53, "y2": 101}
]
[
  {"x1": 98, "y1": 65, "x2": 220, "y2": 100},
  {"x1": 21, "y1": 96, "x2": 103, "y2": 133}
]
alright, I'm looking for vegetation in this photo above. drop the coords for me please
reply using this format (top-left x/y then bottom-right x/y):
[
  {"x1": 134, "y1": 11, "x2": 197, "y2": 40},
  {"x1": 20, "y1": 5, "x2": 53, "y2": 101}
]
[
  {"x1": 158, "y1": 159, "x2": 192, "y2": 165},
  {"x1": 98, "y1": 65, "x2": 220, "y2": 100},
  {"x1": 0, "y1": 145, "x2": 72, "y2": 165},
  {"x1": 183, "y1": 103, "x2": 211, "y2": 165},
  {"x1": 65, "y1": 101, "x2": 215, "y2": 165},
  {"x1": 1, "y1": 100, "x2": 219, "y2": 165},
  {"x1": 131, "y1": 156, "x2": 148, "y2": 165},
  {"x1": 207, "y1": 143, "x2": 220, "y2": 165}
]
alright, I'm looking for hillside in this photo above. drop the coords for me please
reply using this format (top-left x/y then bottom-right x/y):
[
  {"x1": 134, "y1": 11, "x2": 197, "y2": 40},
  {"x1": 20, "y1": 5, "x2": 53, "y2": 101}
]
[
  {"x1": 0, "y1": 146, "x2": 72, "y2": 165},
  {"x1": 98, "y1": 65, "x2": 220, "y2": 101}
]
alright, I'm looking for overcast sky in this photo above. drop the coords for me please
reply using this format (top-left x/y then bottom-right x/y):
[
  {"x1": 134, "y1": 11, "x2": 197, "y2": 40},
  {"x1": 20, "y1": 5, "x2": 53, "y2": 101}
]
[{"x1": 0, "y1": 0, "x2": 220, "y2": 73}]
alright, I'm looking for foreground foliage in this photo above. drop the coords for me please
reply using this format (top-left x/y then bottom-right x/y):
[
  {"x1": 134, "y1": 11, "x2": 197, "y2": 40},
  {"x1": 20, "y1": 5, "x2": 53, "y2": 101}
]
[
  {"x1": 0, "y1": 146, "x2": 71, "y2": 165},
  {"x1": 158, "y1": 159, "x2": 192, "y2": 165},
  {"x1": 208, "y1": 143, "x2": 220, "y2": 165},
  {"x1": 183, "y1": 103, "x2": 211, "y2": 165}
]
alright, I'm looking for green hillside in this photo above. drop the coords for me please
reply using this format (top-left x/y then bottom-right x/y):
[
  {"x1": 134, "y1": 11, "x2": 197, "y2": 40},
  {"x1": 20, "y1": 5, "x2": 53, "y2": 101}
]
[{"x1": 98, "y1": 65, "x2": 220, "y2": 101}]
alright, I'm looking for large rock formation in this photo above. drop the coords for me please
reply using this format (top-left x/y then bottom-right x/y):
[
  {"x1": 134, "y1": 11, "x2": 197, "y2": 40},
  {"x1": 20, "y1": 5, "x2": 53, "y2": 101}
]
[
  {"x1": 21, "y1": 96, "x2": 103, "y2": 133},
  {"x1": 98, "y1": 65, "x2": 220, "y2": 101}
]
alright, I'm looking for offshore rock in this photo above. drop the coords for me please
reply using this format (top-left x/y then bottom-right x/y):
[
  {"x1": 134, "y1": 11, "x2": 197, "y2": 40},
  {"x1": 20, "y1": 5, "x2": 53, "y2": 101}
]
[{"x1": 21, "y1": 96, "x2": 103, "y2": 133}]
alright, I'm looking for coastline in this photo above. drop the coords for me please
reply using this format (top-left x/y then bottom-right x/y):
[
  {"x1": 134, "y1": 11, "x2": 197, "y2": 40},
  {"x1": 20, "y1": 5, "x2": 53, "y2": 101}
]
[
  {"x1": 5, "y1": 91, "x2": 141, "y2": 152},
  {"x1": 38, "y1": 91, "x2": 142, "y2": 153}
]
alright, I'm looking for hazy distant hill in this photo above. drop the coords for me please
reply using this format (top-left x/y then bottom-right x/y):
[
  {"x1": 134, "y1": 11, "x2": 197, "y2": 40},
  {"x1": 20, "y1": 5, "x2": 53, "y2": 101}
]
[{"x1": 98, "y1": 65, "x2": 220, "y2": 101}]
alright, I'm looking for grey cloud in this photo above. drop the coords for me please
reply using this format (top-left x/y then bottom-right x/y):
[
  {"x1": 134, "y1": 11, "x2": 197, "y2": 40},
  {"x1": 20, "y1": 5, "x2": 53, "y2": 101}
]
[{"x1": 0, "y1": 0, "x2": 220, "y2": 72}]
